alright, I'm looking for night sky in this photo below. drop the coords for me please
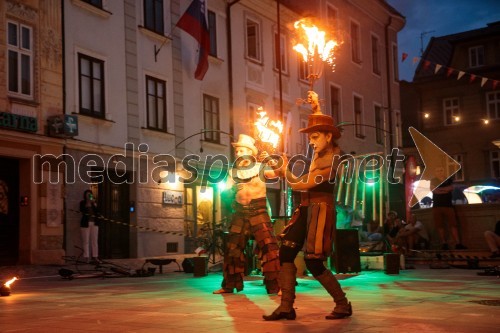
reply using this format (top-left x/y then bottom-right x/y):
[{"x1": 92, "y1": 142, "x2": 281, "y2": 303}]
[{"x1": 386, "y1": 0, "x2": 500, "y2": 82}]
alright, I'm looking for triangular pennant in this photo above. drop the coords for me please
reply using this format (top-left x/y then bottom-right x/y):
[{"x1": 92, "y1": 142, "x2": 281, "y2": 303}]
[
  {"x1": 446, "y1": 68, "x2": 454, "y2": 77},
  {"x1": 457, "y1": 71, "x2": 465, "y2": 80},
  {"x1": 481, "y1": 77, "x2": 488, "y2": 87},
  {"x1": 493, "y1": 80, "x2": 499, "y2": 90},
  {"x1": 434, "y1": 64, "x2": 442, "y2": 74},
  {"x1": 402, "y1": 53, "x2": 408, "y2": 62},
  {"x1": 423, "y1": 60, "x2": 431, "y2": 70},
  {"x1": 470, "y1": 74, "x2": 476, "y2": 83},
  {"x1": 412, "y1": 57, "x2": 420, "y2": 64}
]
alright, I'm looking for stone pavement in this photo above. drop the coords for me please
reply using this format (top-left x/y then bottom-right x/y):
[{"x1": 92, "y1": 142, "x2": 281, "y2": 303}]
[{"x1": 1, "y1": 263, "x2": 499, "y2": 333}]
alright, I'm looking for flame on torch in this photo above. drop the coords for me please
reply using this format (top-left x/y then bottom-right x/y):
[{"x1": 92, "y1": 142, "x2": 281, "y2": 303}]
[
  {"x1": 293, "y1": 19, "x2": 338, "y2": 74},
  {"x1": 254, "y1": 108, "x2": 283, "y2": 152},
  {"x1": 4, "y1": 277, "x2": 18, "y2": 288}
]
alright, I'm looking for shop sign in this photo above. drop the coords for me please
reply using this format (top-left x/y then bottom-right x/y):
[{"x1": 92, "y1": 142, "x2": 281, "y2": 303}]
[{"x1": 0, "y1": 111, "x2": 38, "y2": 132}]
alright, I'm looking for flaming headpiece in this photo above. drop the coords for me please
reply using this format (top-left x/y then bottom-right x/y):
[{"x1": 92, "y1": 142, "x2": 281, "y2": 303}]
[{"x1": 293, "y1": 18, "x2": 338, "y2": 90}]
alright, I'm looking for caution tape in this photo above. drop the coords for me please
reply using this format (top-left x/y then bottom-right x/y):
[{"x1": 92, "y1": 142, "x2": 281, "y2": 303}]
[{"x1": 70, "y1": 209, "x2": 186, "y2": 236}]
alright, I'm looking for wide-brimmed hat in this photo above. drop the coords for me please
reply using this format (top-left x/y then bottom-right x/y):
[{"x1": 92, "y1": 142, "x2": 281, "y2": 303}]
[
  {"x1": 299, "y1": 112, "x2": 341, "y2": 139},
  {"x1": 231, "y1": 134, "x2": 258, "y2": 155}
]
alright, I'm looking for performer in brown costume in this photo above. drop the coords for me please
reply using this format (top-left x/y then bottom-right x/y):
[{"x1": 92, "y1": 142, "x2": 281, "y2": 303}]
[
  {"x1": 213, "y1": 134, "x2": 281, "y2": 294},
  {"x1": 263, "y1": 92, "x2": 352, "y2": 320}
]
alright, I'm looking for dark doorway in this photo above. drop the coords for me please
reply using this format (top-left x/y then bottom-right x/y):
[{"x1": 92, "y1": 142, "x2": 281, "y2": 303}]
[
  {"x1": 0, "y1": 157, "x2": 20, "y2": 265},
  {"x1": 97, "y1": 170, "x2": 130, "y2": 259}
]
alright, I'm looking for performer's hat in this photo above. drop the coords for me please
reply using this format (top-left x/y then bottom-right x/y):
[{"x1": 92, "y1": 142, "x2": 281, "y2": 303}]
[
  {"x1": 299, "y1": 112, "x2": 341, "y2": 139},
  {"x1": 231, "y1": 134, "x2": 258, "y2": 155}
]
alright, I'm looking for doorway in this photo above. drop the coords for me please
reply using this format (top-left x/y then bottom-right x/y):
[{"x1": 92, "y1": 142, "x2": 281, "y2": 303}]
[
  {"x1": 96, "y1": 170, "x2": 130, "y2": 259},
  {"x1": 0, "y1": 157, "x2": 20, "y2": 265}
]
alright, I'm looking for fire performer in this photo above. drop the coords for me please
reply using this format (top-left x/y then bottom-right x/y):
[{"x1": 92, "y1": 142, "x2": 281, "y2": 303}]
[
  {"x1": 263, "y1": 96, "x2": 352, "y2": 320},
  {"x1": 213, "y1": 134, "x2": 281, "y2": 294}
]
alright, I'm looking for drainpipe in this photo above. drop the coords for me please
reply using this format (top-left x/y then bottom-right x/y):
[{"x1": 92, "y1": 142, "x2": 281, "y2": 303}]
[
  {"x1": 384, "y1": 16, "x2": 393, "y2": 149},
  {"x1": 226, "y1": 0, "x2": 242, "y2": 161}
]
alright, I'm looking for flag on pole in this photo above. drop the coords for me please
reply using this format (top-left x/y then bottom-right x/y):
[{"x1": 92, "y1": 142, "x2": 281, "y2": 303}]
[
  {"x1": 176, "y1": 0, "x2": 210, "y2": 80},
  {"x1": 401, "y1": 52, "x2": 408, "y2": 62}
]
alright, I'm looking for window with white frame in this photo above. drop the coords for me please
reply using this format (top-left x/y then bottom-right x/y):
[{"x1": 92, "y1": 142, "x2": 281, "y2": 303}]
[
  {"x1": 392, "y1": 44, "x2": 399, "y2": 81},
  {"x1": 146, "y1": 75, "x2": 167, "y2": 131},
  {"x1": 203, "y1": 94, "x2": 220, "y2": 143},
  {"x1": 486, "y1": 91, "x2": 500, "y2": 119},
  {"x1": 247, "y1": 102, "x2": 261, "y2": 136},
  {"x1": 208, "y1": 10, "x2": 217, "y2": 57},
  {"x1": 329, "y1": 85, "x2": 340, "y2": 124},
  {"x1": 78, "y1": 53, "x2": 105, "y2": 118},
  {"x1": 7, "y1": 21, "x2": 33, "y2": 98},
  {"x1": 350, "y1": 21, "x2": 361, "y2": 63},
  {"x1": 144, "y1": 0, "x2": 164, "y2": 34},
  {"x1": 354, "y1": 96, "x2": 364, "y2": 138},
  {"x1": 443, "y1": 97, "x2": 460, "y2": 125},
  {"x1": 491, "y1": 151, "x2": 500, "y2": 179},
  {"x1": 299, "y1": 117, "x2": 309, "y2": 154},
  {"x1": 274, "y1": 31, "x2": 288, "y2": 73},
  {"x1": 246, "y1": 18, "x2": 261, "y2": 62},
  {"x1": 371, "y1": 35, "x2": 380, "y2": 75},
  {"x1": 469, "y1": 46, "x2": 484, "y2": 68},
  {"x1": 374, "y1": 105, "x2": 384, "y2": 145},
  {"x1": 450, "y1": 154, "x2": 464, "y2": 181}
]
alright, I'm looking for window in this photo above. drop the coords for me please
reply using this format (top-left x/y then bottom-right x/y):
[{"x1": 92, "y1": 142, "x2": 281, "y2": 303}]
[
  {"x1": 469, "y1": 46, "x2": 484, "y2": 68},
  {"x1": 371, "y1": 35, "x2": 380, "y2": 75},
  {"x1": 491, "y1": 151, "x2": 500, "y2": 179},
  {"x1": 443, "y1": 97, "x2": 460, "y2": 125},
  {"x1": 299, "y1": 58, "x2": 309, "y2": 82},
  {"x1": 208, "y1": 10, "x2": 217, "y2": 57},
  {"x1": 78, "y1": 53, "x2": 105, "y2": 118},
  {"x1": 329, "y1": 85, "x2": 340, "y2": 124},
  {"x1": 82, "y1": 0, "x2": 102, "y2": 8},
  {"x1": 392, "y1": 44, "x2": 399, "y2": 81},
  {"x1": 354, "y1": 96, "x2": 364, "y2": 138},
  {"x1": 300, "y1": 117, "x2": 309, "y2": 154},
  {"x1": 350, "y1": 21, "x2": 361, "y2": 63},
  {"x1": 247, "y1": 102, "x2": 261, "y2": 136},
  {"x1": 486, "y1": 91, "x2": 500, "y2": 119},
  {"x1": 203, "y1": 94, "x2": 220, "y2": 143},
  {"x1": 394, "y1": 111, "x2": 401, "y2": 147},
  {"x1": 374, "y1": 105, "x2": 383, "y2": 145},
  {"x1": 246, "y1": 18, "x2": 261, "y2": 62},
  {"x1": 274, "y1": 32, "x2": 288, "y2": 73},
  {"x1": 7, "y1": 21, "x2": 33, "y2": 98},
  {"x1": 146, "y1": 76, "x2": 167, "y2": 131},
  {"x1": 450, "y1": 154, "x2": 464, "y2": 181},
  {"x1": 144, "y1": 0, "x2": 164, "y2": 34},
  {"x1": 326, "y1": 5, "x2": 338, "y2": 31}
]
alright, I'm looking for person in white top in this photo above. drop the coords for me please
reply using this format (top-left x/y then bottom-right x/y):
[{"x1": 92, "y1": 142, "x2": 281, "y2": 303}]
[{"x1": 395, "y1": 213, "x2": 429, "y2": 253}]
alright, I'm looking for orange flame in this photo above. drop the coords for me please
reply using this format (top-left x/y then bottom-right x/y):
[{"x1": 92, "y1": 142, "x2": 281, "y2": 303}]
[
  {"x1": 254, "y1": 108, "x2": 283, "y2": 149},
  {"x1": 293, "y1": 19, "x2": 338, "y2": 69},
  {"x1": 4, "y1": 277, "x2": 18, "y2": 288}
]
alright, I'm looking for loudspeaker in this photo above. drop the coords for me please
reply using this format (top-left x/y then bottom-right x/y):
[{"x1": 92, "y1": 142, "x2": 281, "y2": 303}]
[
  {"x1": 192, "y1": 256, "x2": 208, "y2": 277},
  {"x1": 331, "y1": 229, "x2": 361, "y2": 273},
  {"x1": 384, "y1": 253, "x2": 400, "y2": 274}
]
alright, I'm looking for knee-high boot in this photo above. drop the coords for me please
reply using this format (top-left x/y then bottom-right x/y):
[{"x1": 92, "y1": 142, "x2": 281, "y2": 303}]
[
  {"x1": 262, "y1": 263, "x2": 297, "y2": 321},
  {"x1": 315, "y1": 269, "x2": 352, "y2": 320}
]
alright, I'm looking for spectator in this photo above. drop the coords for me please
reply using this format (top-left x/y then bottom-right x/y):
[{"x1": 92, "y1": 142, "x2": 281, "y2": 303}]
[
  {"x1": 383, "y1": 211, "x2": 402, "y2": 246},
  {"x1": 484, "y1": 220, "x2": 500, "y2": 258},
  {"x1": 395, "y1": 214, "x2": 429, "y2": 254},
  {"x1": 79, "y1": 189, "x2": 101, "y2": 264}
]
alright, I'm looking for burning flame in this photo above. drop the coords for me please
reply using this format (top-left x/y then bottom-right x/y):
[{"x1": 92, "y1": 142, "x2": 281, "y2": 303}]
[
  {"x1": 4, "y1": 277, "x2": 18, "y2": 288},
  {"x1": 254, "y1": 108, "x2": 283, "y2": 150},
  {"x1": 293, "y1": 19, "x2": 338, "y2": 69}
]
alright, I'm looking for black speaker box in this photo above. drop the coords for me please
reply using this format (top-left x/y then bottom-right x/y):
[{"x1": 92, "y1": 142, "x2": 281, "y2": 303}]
[
  {"x1": 384, "y1": 253, "x2": 400, "y2": 274},
  {"x1": 331, "y1": 229, "x2": 361, "y2": 273},
  {"x1": 192, "y1": 256, "x2": 208, "y2": 277}
]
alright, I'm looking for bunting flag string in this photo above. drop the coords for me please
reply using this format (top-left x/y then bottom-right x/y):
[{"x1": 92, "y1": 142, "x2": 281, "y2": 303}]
[{"x1": 402, "y1": 53, "x2": 499, "y2": 90}]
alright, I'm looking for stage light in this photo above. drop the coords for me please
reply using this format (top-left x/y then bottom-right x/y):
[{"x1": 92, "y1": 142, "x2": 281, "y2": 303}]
[{"x1": 1, "y1": 277, "x2": 18, "y2": 296}]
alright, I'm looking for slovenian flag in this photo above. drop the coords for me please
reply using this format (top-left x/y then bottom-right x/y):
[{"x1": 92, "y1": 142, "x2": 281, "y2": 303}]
[{"x1": 176, "y1": 0, "x2": 210, "y2": 80}]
